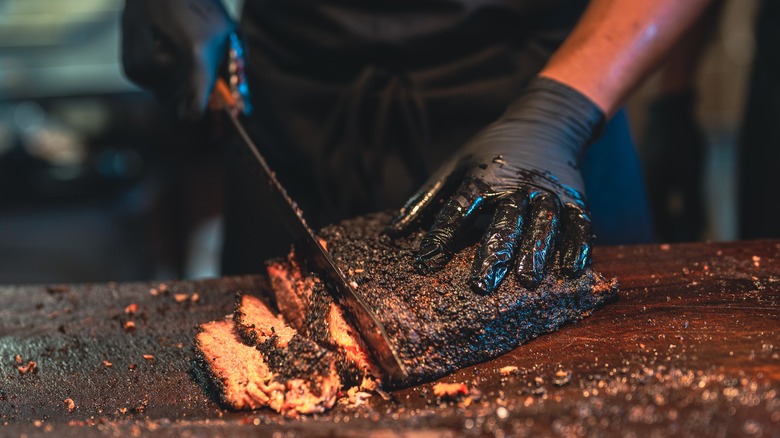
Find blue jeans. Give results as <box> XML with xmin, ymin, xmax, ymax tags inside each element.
<box><xmin>582</xmin><ymin>109</ymin><xmax>655</xmax><ymax>245</ymax></box>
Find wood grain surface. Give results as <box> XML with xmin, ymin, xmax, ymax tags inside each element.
<box><xmin>0</xmin><ymin>240</ymin><xmax>778</xmax><ymax>437</ymax></box>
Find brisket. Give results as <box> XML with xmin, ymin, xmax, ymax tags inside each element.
<box><xmin>195</xmin><ymin>297</ymin><xmax>341</xmax><ymax>417</ymax></box>
<box><xmin>270</xmin><ymin>212</ymin><xmax>617</xmax><ymax>386</ymax></box>
<box><xmin>196</xmin><ymin>211</ymin><xmax>617</xmax><ymax>414</ymax></box>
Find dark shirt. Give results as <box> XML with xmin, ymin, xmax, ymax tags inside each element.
<box><xmin>241</xmin><ymin>0</ymin><xmax>589</xmax><ymax>78</ymax></box>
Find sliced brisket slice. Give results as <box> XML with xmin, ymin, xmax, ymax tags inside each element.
<box><xmin>195</xmin><ymin>320</ymin><xmax>286</xmax><ymax>412</ymax></box>
<box><xmin>300</xmin><ymin>283</ymin><xmax>381</xmax><ymax>390</ymax></box>
<box><xmin>265</xmin><ymin>253</ymin><xmax>314</xmax><ymax>332</ymax></box>
<box><xmin>265</xmin><ymin>262</ymin><xmax>379</xmax><ymax>376</ymax></box>
<box><xmin>196</xmin><ymin>296</ymin><xmax>341</xmax><ymax>417</ymax></box>
<box><xmin>233</xmin><ymin>294</ymin><xmax>296</xmax><ymax>347</ymax></box>
<box><xmin>267</xmin><ymin>211</ymin><xmax>618</xmax><ymax>387</ymax></box>
<box><xmin>236</xmin><ymin>291</ymin><xmax>380</xmax><ymax>391</ymax></box>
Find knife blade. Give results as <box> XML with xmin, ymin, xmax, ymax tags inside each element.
<box><xmin>211</xmin><ymin>78</ymin><xmax>409</xmax><ymax>384</ymax></box>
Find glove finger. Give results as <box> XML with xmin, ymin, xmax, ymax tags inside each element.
<box><xmin>469</xmin><ymin>191</ymin><xmax>529</xmax><ymax>295</ymax></box>
<box><xmin>414</xmin><ymin>177</ymin><xmax>489</xmax><ymax>275</ymax></box>
<box><xmin>121</xmin><ymin>23</ymin><xmax>173</xmax><ymax>89</ymax></box>
<box><xmin>558</xmin><ymin>204</ymin><xmax>593</xmax><ymax>278</ymax></box>
<box><xmin>385</xmin><ymin>159</ymin><xmax>459</xmax><ymax>237</ymax></box>
<box><xmin>515</xmin><ymin>191</ymin><xmax>562</xmax><ymax>290</ymax></box>
<box><xmin>122</xmin><ymin>25</ymin><xmax>185</xmax><ymax>120</ymax></box>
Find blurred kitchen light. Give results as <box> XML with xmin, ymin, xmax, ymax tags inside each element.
<box><xmin>0</xmin><ymin>0</ymin><xmax>245</xmax><ymax>99</ymax></box>
<box><xmin>53</xmin><ymin>99</ymin><xmax>110</xmax><ymax>137</ymax></box>
<box><xmin>13</xmin><ymin>102</ymin><xmax>45</xmax><ymax>133</ymax></box>
<box><xmin>25</xmin><ymin>127</ymin><xmax>86</xmax><ymax>166</ymax></box>
<box><xmin>0</xmin><ymin>0</ymin><xmax>133</xmax><ymax>99</ymax></box>
<box><xmin>0</xmin><ymin>0</ymin><xmax>120</xmax><ymax>48</ymax></box>
<box><xmin>721</xmin><ymin>27</ymin><xmax>755</xmax><ymax>67</ymax></box>
<box><xmin>14</xmin><ymin>102</ymin><xmax>87</xmax><ymax>166</ymax></box>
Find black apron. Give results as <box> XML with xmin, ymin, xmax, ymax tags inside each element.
<box><xmin>739</xmin><ymin>0</ymin><xmax>780</xmax><ymax>239</ymax></box>
<box><xmin>222</xmin><ymin>0</ymin><xmax>653</xmax><ymax>274</ymax></box>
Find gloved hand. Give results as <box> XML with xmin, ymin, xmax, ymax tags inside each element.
<box><xmin>386</xmin><ymin>77</ymin><xmax>604</xmax><ymax>294</ymax></box>
<box><xmin>121</xmin><ymin>0</ymin><xmax>235</xmax><ymax>121</ymax></box>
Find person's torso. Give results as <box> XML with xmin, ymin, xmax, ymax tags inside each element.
<box><xmin>222</xmin><ymin>0</ymin><xmax>653</xmax><ymax>274</ymax></box>
<box><xmin>241</xmin><ymin>0</ymin><xmax>588</xmax><ymax>76</ymax></box>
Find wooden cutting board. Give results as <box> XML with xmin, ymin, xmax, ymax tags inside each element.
<box><xmin>1</xmin><ymin>240</ymin><xmax>778</xmax><ymax>437</ymax></box>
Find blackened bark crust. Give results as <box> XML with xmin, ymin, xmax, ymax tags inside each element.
<box><xmin>306</xmin><ymin>212</ymin><xmax>617</xmax><ymax>385</ymax></box>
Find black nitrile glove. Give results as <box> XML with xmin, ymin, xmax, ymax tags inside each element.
<box><xmin>386</xmin><ymin>77</ymin><xmax>604</xmax><ymax>294</ymax></box>
<box><xmin>642</xmin><ymin>91</ymin><xmax>706</xmax><ymax>242</ymax></box>
<box><xmin>121</xmin><ymin>0</ymin><xmax>235</xmax><ymax>121</ymax></box>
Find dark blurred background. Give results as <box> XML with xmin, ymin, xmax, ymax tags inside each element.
<box><xmin>0</xmin><ymin>0</ymin><xmax>242</xmax><ymax>283</ymax></box>
<box><xmin>0</xmin><ymin>0</ymin><xmax>764</xmax><ymax>284</ymax></box>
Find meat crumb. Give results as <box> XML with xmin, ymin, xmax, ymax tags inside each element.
<box><xmin>15</xmin><ymin>354</ymin><xmax>22</xmax><ymax>365</ymax></box>
<box><xmin>190</xmin><ymin>293</ymin><xmax>200</xmax><ymax>303</ymax></box>
<box><xmin>124</xmin><ymin>303</ymin><xmax>138</xmax><ymax>315</ymax></box>
<box><xmin>752</xmin><ymin>256</ymin><xmax>761</xmax><ymax>267</ymax></box>
<box><xmin>17</xmin><ymin>360</ymin><xmax>38</xmax><ymax>375</ymax></box>
<box><xmin>46</xmin><ymin>285</ymin><xmax>70</xmax><ymax>294</ymax></box>
<box><xmin>128</xmin><ymin>363</ymin><xmax>137</xmax><ymax>370</ymax></box>
<box><xmin>149</xmin><ymin>288</ymin><xmax>159</xmax><ymax>296</ymax></box>
<box><xmin>174</xmin><ymin>294</ymin><xmax>189</xmax><ymax>303</ymax></box>
<box><xmin>433</xmin><ymin>382</ymin><xmax>469</xmax><ymax>399</ymax></box>
<box><xmin>346</xmin><ymin>386</ymin><xmax>372</xmax><ymax>407</ymax></box>
<box><xmin>158</xmin><ymin>283</ymin><xmax>169</xmax><ymax>293</ymax></box>
<box><xmin>143</xmin><ymin>354</ymin><xmax>154</xmax><ymax>361</ymax></box>
<box><xmin>660</xmin><ymin>244</ymin><xmax>670</xmax><ymax>251</ymax></box>
<box><xmin>361</xmin><ymin>376</ymin><xmax>380</xmax><ymax>393</ymax></box>
<box><xmin>318</xmin><ymin>237</ymin><xmax>328</xmax><ymax>251</ymax></box>
<box><xmin>123</xmin><ymin>321</ymin><xmax>136</xmax><ymax>332</ymax></box>
<box><xmin>64</xmin><ymin>398</ymin><xmax>76</xmax><ymax>412</ymax></box>
<box><xmin>552</xmin><ymin>370</ymin><xmax>573</xmax><ymax>386</ymax></box>
<box><xmin>499</xmin><ymin>366</ymin><xmax>518</xmax><ymax>376</ymax></box>
<box><xmin>134</xmin><ymin>400</ymin><xmax>148</xmax><ymax>413</ymax></box>
<box><xmin>102</xmin><ymin>360</ymin><xmax>113</xmax><ymax>367</ymax></box>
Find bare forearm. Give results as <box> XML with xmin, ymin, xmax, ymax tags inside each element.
<box><xmin>539</xmin><ymin>0</ymin><xmax>713</xmax><ymax>117</ymax></box>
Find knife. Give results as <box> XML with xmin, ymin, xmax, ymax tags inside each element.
<box><xmin>210</xmin><ymin>56</ymin><xmax>408</xmax><ymax>383</ymax></box>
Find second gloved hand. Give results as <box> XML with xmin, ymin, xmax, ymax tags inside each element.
<box><xmin>121</xmin><ymin>0</ymin><xmax>235</xmax><ymax>121</ymax></box>
<box><xmin>386</xmin><ymin>77</ymin><xmax>604</xmax><ymax>294</ymax></box>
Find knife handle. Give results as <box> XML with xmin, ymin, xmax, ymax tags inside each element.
<box><xmin>208</xmin><ymin>33</ymin><xmax>251</xmax><ymax>116</ymax></box>
<box><xmin>209</xmin><ymin>78</ymin><xmax>237</xmax><ymax>113</ymax></box>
